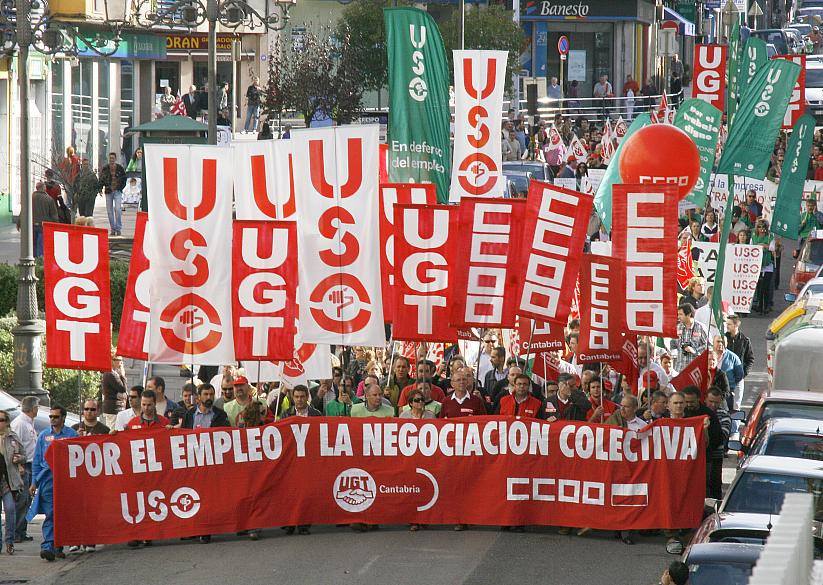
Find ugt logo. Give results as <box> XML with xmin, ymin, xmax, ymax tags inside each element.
<box><xmin>333</xmin><ymin>468</ymin><xmax>376</xmax><ymax>513</ymax></box>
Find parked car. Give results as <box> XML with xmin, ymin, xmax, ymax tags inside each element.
<box><xmin>785</xmin><ymin>276</ymin><xmax>823</xmax><ymax>302</ymax></box>
<box><xmin>503</xmin><ymin>172</ymin><xmax>530</xmax><ymax>199</ymax></box>
<box><xmin>750</xmin><ymin>29</ymin><xmax>801</xmax><ymax>54</ymax></box>
<box><xmin>682</xmin><ymin>543</ymin><xmax>762</xmax><ymax>585</ymax></box>
<box><xmin>766</xmin><ymin>42</ymin><xmax>779</xmax><ymax>59</ymax></box>
<box><xmin>738</xmin><ymin>390</ymin><xmax>823</xmax><ymax>451</ymax></box>
<box><xmin>789</xmin><ymin>22</ymin><xmax>814</xmax><ymax>36</ymax></box>
<box><xmin>0</xmin><ymin>389</ymin><xmax>80</xmax><ymax>434</ymax></box>
<box><xmin>502</xmin><ymin>161</ymin><xmax>553</xmax><ymax>181</ymax></box>
<box><xmin>730</xmin><ymin>417</ymin><xmax>823</xmax><ymax>467</ymax></box>
<box><xmin>788</xmin><ymin>230</ymin><xmax>823</xmax><ymax>294</ymax></box>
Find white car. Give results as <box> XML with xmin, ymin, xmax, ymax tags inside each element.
<box><xmin>785</xmin><ymin>276</ymin><xmax>823</xmax><ymax>302</ymax></box>
<box><xmin>807</xmin><ymin>60</ymin><xmax>823</xmax><ymax>124</ymax></box>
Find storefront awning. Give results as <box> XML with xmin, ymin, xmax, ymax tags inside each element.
<box><xmin>663</xmin><ymin>7</ymin><xmax>696</xmax><ymax>37</ymax></box>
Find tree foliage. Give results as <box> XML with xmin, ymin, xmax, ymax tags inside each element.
<box><xmin>336</xmin><ymin>0</ymin><xmax>389</xmax><ymax>92</ymax></box>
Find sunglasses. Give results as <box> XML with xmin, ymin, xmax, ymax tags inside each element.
<box><xmin>129</xmin><ymin>395</ymin><xmax>140</xmax><ymax>399</ymax></box>
<box><xmin>84</xmin><ymin>408</ymin><xmax>97</xmax><ymax>411</ymax></box>
<box><xmin>411</xmin><ymin>398</ymin><xmax>425</xmax><ymax>403</ymax></box>
<box><xmin>49</xmin><ymin>415</ymin><xmax>62</xmax><ymax>419</ymax></box>
<box><xmin>0</xmin><ymin>418</ymin><xmax>8</xmax><ymax>423</ymax></box>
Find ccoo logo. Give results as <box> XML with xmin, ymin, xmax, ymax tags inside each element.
<box><xmin>333</xmin><ymin>468</ymin><xmax>376</xmax><ymax>513</ymax></box>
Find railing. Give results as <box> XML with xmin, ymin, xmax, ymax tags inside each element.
<box><xmin>511</xmin><ymin>91</ymin><xmax>685</xmax><ymax>123</ymax></box>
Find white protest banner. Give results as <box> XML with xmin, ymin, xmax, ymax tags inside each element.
<box><xmin>708</xmin><ymin>175</ymin><xmax>776</xmax><ymax>221</ymax></box>
<box><xmin>145</xmin><ymin>144</ymin><xmax>235</xmax><ymax>364</ymax></box>
<box><xmin>691</xmin><ymin>242</ymin><xmax>720</xmax><ymax>286</ymax></box>
<box><xmin>291</xmin><ymin>125</ymin><xmax>386</xmax><ymax>346</ymax></box>
<box><xmin>722</xmin><ymin>244</ymin><xmax>762</xmax><ymax>313</ymax></box>
<box><xmin>553</xmin><ymin>177</ymin><xmax>577</xmax><ymax>191</ymax></box>
<box><xmin>450</xmin><ymin>50</ymin><xmax>508</xmax><ymax>202</ymax></box>
<box><xmin>234</xmin><ymin>140</ymin><xmax>296</xmax><ymax>220</ymax></box>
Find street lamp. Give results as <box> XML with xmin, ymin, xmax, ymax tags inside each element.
<box><xmin>721</xmin><ymin>0</ymin><xmax>738</xmax><ymax>44</ymax></box>
<box><xmin>0</xmin><ymin>0</ymin><xmax>128</xmax><ymax>404</ymax></box>
<box><xmin>133</xmin><ymin>0</ymin><xmax>296</xmax><ymax>145</ymax></box>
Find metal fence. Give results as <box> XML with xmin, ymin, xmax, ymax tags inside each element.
<box><xmin>513</xmin><ymin>91</ymin><xmax>686</xmax><ymax>124</ymax></box>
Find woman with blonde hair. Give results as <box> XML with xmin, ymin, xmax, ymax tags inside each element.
<box><xmin>0</xmin><ymin>409</ymin><xmax>24</xmax><ymax>554</ymax></box>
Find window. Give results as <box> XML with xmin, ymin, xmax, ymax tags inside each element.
<box><xmin>725</xmin><ymin>471</ymin><xmax>823</xmax><ymax>519</ymax></box>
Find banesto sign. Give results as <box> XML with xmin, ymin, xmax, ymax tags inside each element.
<box><xmin>524</xmin><ymin>0</ymin><xmax>637</xmax><ymax>19</ymax></box>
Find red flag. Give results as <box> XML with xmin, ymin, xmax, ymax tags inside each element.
<box><xmin>612</xmin><ymin>184</ymin><xmax>679</xmax><ymax>338</ymax></box>
<box><xmin>670</xmin><ymin>350</ymin><xmax>711</xmax><ymax>402</ymax></box>
<box><xmin>231</xmin><ymin>221</ymin><xmax>298</xmax><ymax>361</ymax></box>
<box><xmin>677</xmin><ymin>240</ymin><xmax>695</xmax><ymax>292</ymax></box>
<box><xmin>393</xmin><ymin>203</ymin><xmax>458</xmax><ymax>342</ymax></box>
<box><xmin>578</xmin><ymin>254</ymin><xmax>625</xmax><ymax>364</ymax></box>
<box><xmin>170</xmin><ymin>96</ymin><xmax>186</xmax><ymax>116</ymax></box>
<box><xmin>517</xmin><ymin>181</ymin><xmax>593</xmax><ymax>325</ymax></box>
<box><xmin>44</xmin><ymin>223</ymin><xmax>111</xmax><ymax>371</ymax></box>
<box><xmin>379</xmin><ymin>183</ymin><xmax>437</xmax><ymax>324</ymax></box>
<box><xmin>451</xmin><ymin>198</ymin><xmax>526</xmax><ymax>328</ymax></box>
<box><xmin>516</xmin><ymin>317</ymin><xmax>565</xmax><ymax>355</ymax></box>
<box><xmin>656</xmin><ymin>92</ymin><xmax>669</xmax><ymax>123</ymax></box>
<box><xmin>117</xmin><ymin>212</ymin><xmax>149</xmax><ymax>360</ymax></box>
<box><xmin>616</xmin><ymin>335</ymin><xmax>640</xmax><ymax>395</ymax></box>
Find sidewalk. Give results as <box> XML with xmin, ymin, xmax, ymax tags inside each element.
<box><xmin>1</xmin><ymin>513</ymin><xmax>87</xmax><ymax>584</ymax></box>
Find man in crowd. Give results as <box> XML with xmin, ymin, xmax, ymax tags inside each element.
<box><xmin>10</xmin><ymin>396</ymin><xmax>38</xmax><ymax>544</ymax></box>
<box><xmin>100</xmin><ymin>354</ymin><xmax>127</xmax><ymax>429</ymax></box>
<box><xmin>725</xmin><ymin>315</ymin><xmax>754</xmax><ymax>411</ymax></box>
<box><xmin>586</xmin><ymin>376</ymin><xmax>617</xmax><ymax>423</ymax></box>
<box><xmin>224</xmin><ymin>376</ymin><xmax>267</xmax><ymax>427</ymax></box>
<box><xmin>640</xmin><ymin>391</ymin><xmax>670</xmax><ymax>422</ymax></box>
<box><xmin>798</xmin><ymin>197</ymin><xmax>823</xmax><ymax>253</ymax></box>
<box><xmin>169</xmin><ymin>383</ymin><xmax>197</xmax><ymax>427</ymax></box>
<box><xmin>482</xmin><ymin>346</ymin><xmax>508</xmax><ymax>394</ymax></box>
<box><xmin>683</xmin><ymin>386</ymin><xmax>723</xmax><ymax>497</ymax></box>
<box><xmin>705</xmin><ymin>387</ymin><xmax>731</xmax><ymax>500</ymax></box>
<box><xmin>124</xmin><ymin>389</ymin><xmax>169</xmax><ymax>431</ymax></box>
<box><xmin>496</xmin><ymin>374</ymin><xmax>542</xmax><ymax>418</ymax></box>
<box><xmin>114</xmin><ymin>386</ymin><xmax>143</xmax><ymax>431</ymax></box>
<box><xmin>182</xmin><ymin>85</ymin><xmax>200</xmax><ymax>118</ymax></box>
<box><xmin>440</xmin><ymin>369</ymin><xmax>487</xmax><ymax>420</ymax></box>
<box><xmin>382</xmin><ymin>356</ymin><xmax>412</xmax><ymax>406</ymax></box>
<box><xmin>24</xmin><ymin>182</ymin><xmax>58</xmax><ymax>258</ymax></box>
<box><xmin>145</xmin><ymin>376</ymin><xmax>177</xmax><ymax>418</ymax></box>
<box><xmin>98</xmin><ymin>152</ymin><xmax>126</xmax><ymax>236</ymax></box>
<box><xmin>489</xmin><ymin>366</ymin><xmax>523</xmax><ymax>409</ymax></box>
<box><xmin>215</xmin><ymin>375</ymin><xmax>235</xmax><ymax>410</ymax></box>
<box><xmin>30</xmin><ymin>405</ymin><xmax>78</xmax><ymax>561</ymax></box>
<box><xmin>672</xmin><ymin>304</ymin><xmax>708</xmax><ymax>372</ymax></box>
<box><xmin>713</xmin><ymin>335</ymin><xmax>744</xmax><ymax>400</ymax></box>
<box><xmin>72</xmin><ymin>400</ymin><xmax>110</xmax><ymax>436</ymax></box>
<box><xmin>397</xmin><ymin>360</ymin><xmax>447</xmax><ymax>406</ymax></box>
<box><xmin>544</xmin><ymin>372</ymin><xmax>590</xmax><ymax>422</ymax></box>
<box><xmin>637</xmin><ymin>343</ymin><xmax>669</xmax><ymax>389</ymax></box>
<box><xmin>351</xmin><ymin>384</ymin><xmax>395</xmax><ymax>418</ymax></box>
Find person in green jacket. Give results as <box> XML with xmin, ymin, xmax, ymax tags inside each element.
<box><xmin>74</xmin><ymin>159</ymin><xmax>101</xmax><ymax>217</ymax></box>
<box><xmin>324</xmin><ymin>382</ymin><xmax>362</xmax><ymax>416</ymax></box>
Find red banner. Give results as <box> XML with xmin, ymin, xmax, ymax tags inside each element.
<box><xmin>692</xmin><ymin>44</ymin><xmax>727</xmax><ymax>110</ymax></box>
<box><xmin>612</xmin><ymin>184</ymin><xmax>678</xmax><ymax>338</ymax></box>
<box><xmin>578</xmin><ymin>254</ymin><xmax>625</xmax><ymax>364</ymax></box>
<box><xmin>451</xmin><ymin>198</ymin><xmax>525</xmax><ymax>328</ymax></box>
<box><xmin>518</xmin><ymin>181</ymin><xmax>592</xmax><ymax>325</ymax></box>
<box><xmin>775</xmin><ymin>54</ymin><xmax>805</xmax><ymax>129</ymax></box>
<box><xmin>515</xmin><ymin>317</ymin><xmax>565</xmax><ymax>355</ymax></box>
<box><xmin>379</xmin><ymin>183</ymin><xmax>437</xmax><ymax>324</ymax></box>
<box><xmin>671</xmin><ymin>350</ymin><xmax>711</xmax><ymax>401</ymax></box>
<box><xmin>49</xmin><ymin>417</ymin><xmax>706</xmax><ymax>545</ymax></box>
<box><xmin>117</xmin><ymin>212</ymin><xmax>149</xmax><ymax>360</ymax></box>
<box><xmin>677</xmin><ymin>240</ymin><xmax>695</xmax><ymax>292</ymax></box>
<box><xmin>231</xmin><ymin>221</ymin><xmax>298</xmax><ymax>361</ymax></box>
<box><xmin>393</xmin><ymin>204</ymin><xmax>458</xmax><ymax>342</ymax></box>
<box><xmin>616</xmin><ymin>335</ymin><xmax>640</xmax><ymax>395</ymax></box>
<box><xmin>44</xmin><ymin>223</ymin><xmax>111</xmax><ymax>371</ymax></box>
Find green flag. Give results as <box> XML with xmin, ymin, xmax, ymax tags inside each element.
<box><xmin>771</xmin><ymin>113</ymin><xmax>816</xmax><ymax>238</ymax></box>
<box><xmin>384</xmin><ymin>7</ymin><xmax>452</xmax><ymax>202</ymax></box>
<box><xmin>674</xmin><ymin>99</ymin><xmax>722</xmax><ymax>210</ymax></box>
<box><xmin>727</xmin><ymin>19</ymin><xmax>741</xmax><ymax>124</ymax></box>
<box><xmin>736</xmin><ymin>38</ymin><xmax>768</xmax><ymax>112</ymax></box>
<box><xmin>593</xmin><ymin>113</ymin><xmax>651</xmax><ymax>231</ymax></box>
<box><xmin>713</xmin><ymin>59</ymin><xmax>801</xmax><ymax>326</ymax></box>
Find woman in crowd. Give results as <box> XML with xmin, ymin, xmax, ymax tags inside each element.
<box><xmin>751</xmin><ymin>219</ymin><xmax>776</xmax><ymax>314</ymax></box>
<box><xmin>700</xmin><ymin>208</ymin><xmax>719</xmax><ymax>242</ymax></box>
<box><xmin>0</xmin><ymin>409</ymin><xmax>24</xmax><ymax>555</ymax></box>
<box><xmin>681</xmin><ymin>277</ymin><xmax>707</xmax><ymax>310</ymax></box>
<box><xmin>736</xmin><ymin>228</ymin><xmax>750</xmax><ymax>244</ymax></box>
<box><xmin>399</xmin><ymin>387</ymin><xmax>437</xmax><ymax>420</ymax></box>
<box><xmin>708</xmin><ymin>351</ymin><xmax>730</xmax><ymax>401</ymax></box>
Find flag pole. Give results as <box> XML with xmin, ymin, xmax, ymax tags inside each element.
<box><xmin>523</xmin><ymin>320</ymin><xmax>537</xmax><ymax>377</ymax></box>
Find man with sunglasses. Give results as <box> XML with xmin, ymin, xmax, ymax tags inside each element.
<box><xmin>30</xmin><ymin>405</ymin><xmax>78</xmax><ymax>562</ymax></box>
<box><xmin>71</xmin><ymin>400</ymin><xmax>110</xmax><ymax>436</ymax></box>
<box><xmin>114</xmin><ymin>386</ymin><xmax>143</xmax><ymax>431</ymax></box>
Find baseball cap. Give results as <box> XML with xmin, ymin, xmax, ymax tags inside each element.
<box><xmin>233</xmin><ymin>375</ymin><xmax>249</xmax><ymax>386</ymax></box>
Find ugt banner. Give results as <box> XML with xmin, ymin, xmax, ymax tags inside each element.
<box><xmin>233</xmin><ymin>140</ymin><xmax>296</xmax><ymax>221</ymax></box>
<box><xmin>772</xmin><ymin>113</ymin><xmax>815</xmax><ymax>238</ymax></box>
<box><xmin>117</xmin><ymin>212</ymin><xmax>149</xmax><ymax>360</ymax></box>
<box><xmin>50</xmin><ymin>417</ymin><xmax>706</xmax><ymax>545</ymax></box>
<box><xmin>674</xmin><ymin>99</ymin><xmax>722</xmax><ymax>210</ymax></box>
<box><xmin>518</xmin><ymin>180</ymin><xmax>593</xmax><ymax>326</ymax></box>
<box><xmin>145</xmin><ymin>145</ymin><xmax>235</xmax><ymax>365</ymax></box>
<box><xmin>393</xmin><ymin>203</ymin><xmax>458</xmax><ymax>342</ymax></box>
<box><xmin>384</xmin><ymin>8</ymin><xmax>452</xmax><ymax>203</ymax></box>
<box><xmin>450</xmin><ymin>50</ymin><xmax>508</xmax><ymax>202</ymax></box>
<box><xmin>692</xmin><ymin>44</ymin><xmax>726</xmax><ymax>110</ymax></box>
<box><xmin>774</xmin><ymin>54</ymin><xmax>806</xmax><ymax>129</ymax></box>
<box><xmin>578</xmin><ymin>254</ymin><xmax>625</xmax><ymax>364</ymax></box>
<box><xmin>450</xmin><ymin>198</ymin><xmax>525</xmax><ymax>328</ymax></box>
<box><xmin>292</xmin><ymin>125</ymin><xmax>386</xmax><ymax>346</ymax></box>
<box><xmin>43</xmin><ymin>223</ymin><xmax>111</xmax><ymax>371</ymax></box>
<box><xmin>379</xmin><ymin>183</ymin><xmax>437</xmax><ymax>323</ymax></box>
<box><xmin>612</xmin><ymin>184</ymin><xmax>679</xmax><ymax>338</ymax></box>
<box><xmin>231</xmin><ymin>221</ymin><xmax>297</xmax><ymax>361</ymax></box>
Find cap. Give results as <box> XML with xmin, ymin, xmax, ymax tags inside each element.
<box><xmin>233</xmin><ymin>375</ymin><xmax>249</xmax><ymax>386</ymax></box>
<box><xmin>567</xmin><ymin>155</ymin><xmax>576</xmax><ymax>163</ymax></box>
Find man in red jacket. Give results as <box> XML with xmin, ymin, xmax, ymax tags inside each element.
<box><xmin>586</xmin><ymin>376</ymin><xmax>617</xmax><ymax>423</ymax></box>
<box><xmin>497</xmin><ymin>375</ymin><xmax>543</xmax><ymax>418</ymax></box>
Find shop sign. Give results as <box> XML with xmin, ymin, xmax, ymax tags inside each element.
<box><xmin>521</xmin><ymin>0</ymin><xmax>638</xmax><ymax>20</ymax></box>
<box><xmin>166</xmin><ymin>33</ymin><xmax>238</xmax><ymax>52</ymax></box>
<box><xmin>128</xmin><ymin>34</ymin><xmax>167</xmax><ymax>60</ymax></box>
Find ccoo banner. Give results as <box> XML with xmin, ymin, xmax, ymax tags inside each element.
<box><xmin>292</xmin><ymin>126</ymin><xmax>386</xmax><ymax>346</ymax></box>
<box><xmin>145</xmin><ymin>145</ymin><xmax>235</xmax><ymax>365</ymax></box>
<box><xmin>50</xmin><ymin>417</ymin><xmax>706</xmax><ymax>545</ymax></box>
<box><xmin>578</xmin><ymin>254</ymin><xmax>625</xmax><ymax>364</ymax></box>
<box><xmin>117</xmin><ymin>212</ymin><xmax>150</xmax><ymax>360</ymax></box>
<box><xmin>450</xmin><ymin>50</ymin><xmax>508</xmax><ymax>202</ymax></box>
<box><xmin>233</xmin><ymin>140</ymin><xmax>296</xmax><ymax>221</ymax></box>
<box><xmin>43</xmin><ymin>223</ymin><xmax>111</xmax><ymax>371</ymax></box>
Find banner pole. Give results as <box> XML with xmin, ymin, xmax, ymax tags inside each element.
<box><xmin>474</xmin><ymin>331</ymin><xmax>483</xmax><ymax>389</ymax></box>
<box><xmin>524</xmin><ymin>320</ymin><xmax>537</xmax><ymax>377</ymax></box>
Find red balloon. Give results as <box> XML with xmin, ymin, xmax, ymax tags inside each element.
<box><xmin>618</xmin><ymin>124</ymin><xmax>701</xmax><ymax>201</ymax></box>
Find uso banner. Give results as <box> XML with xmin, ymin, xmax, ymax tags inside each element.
<box><xmin>379</xmin><ymin>183</ymin><xmax>437</xmax><ymax>323</ymax></box>
<box><xmin>393</xmin><ymin>203</ymin><xmax>458</xmax><ymax>342</ymax></box>
<box><xmin>234</xmin><ymin>140</ymin><xmax>296</xmax><ymax>220</ymax></box>
<box><xmin>117</xmin><ymin>212</ymin><xmax>149</xmax><ymax>360</ymax></box>
<box><xmin>612</xmin><ymin>185</ymin><xmax>678</xmax><ymax>338</ymax></box>
<box><xmin>518</xmin><ymin>181</ymin><xmax>593</xmax><ymax>326</ymax></box>
<box><xmin>292</xmin><ymin>126</ymin><xmax>385</xmax><ymax>346</ymax></box>
<box><xmin>231</xmin><ymin>221</ymin><xmax>297</xmax><ymax>361</ymax></box>
<box><xmin>578</xmin><ymin>254</ymin><xmax>624</xmax><ymax>364</ymax></box>
<box><xmin>50</xmin><ymin>417</ymin><xmax>706</xmax><ymax>545</ymax></box>
<box><xmin>451</xmin><ymin>198</ymin><xmax>525</xmax><ymax>328</ymax></box>
<box><xmin>450</xmin><ymin>50</ymin><xmax>508</xmax><ymax>202</ymax></box>
<box><xmin>692</xmin><ymin>44</ymin><xmax>726</xmax><ymax>109</ymax></box>
<box><xmin>43</xmin><ymin>223</ymin><xmax>111</xmax><ymax>371</ymax></box>
<box><xmin>145</xmin><ymin>145</ymin><xmax>235</xmax><ymax>364</ymax></box>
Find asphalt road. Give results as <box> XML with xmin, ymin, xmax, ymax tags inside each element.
<box><xmin>10</xmin><ymin>252</ymin><xmax>791</xmax><ymax>585</ymax></box>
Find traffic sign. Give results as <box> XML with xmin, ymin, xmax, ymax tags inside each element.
<box><xmin>558</xmin><ymin>36</ymin><xmax>570</xmax><ymax>55</ymax></box>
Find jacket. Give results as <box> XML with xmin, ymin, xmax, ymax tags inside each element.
<box><xmin>74</xmin><ymin>169</ymin><xmax>101</xmax><ymax>202</ymax></box>
<box><xmin>99</xmin><ymin>163</ymin><xmax>126</xmax><ymax>193</ymax></box>
<box><xmin>282</xmin><ymin>406</ymin><xmax>323</xmax><ymax>418</ymax></box>
<box><xmin>685</xmin><ymin>404</ymin><xmax>723</xmax><ymax>452</ymax></box>
<box><xmin>1</xmin><ymin>430</ymin><xmax>25</xmax><ymax>492</ymax></box>
<box><xmin>544</xmin><ymin>390</ymin><xmax>591</xmax><ymax>421</ymax></box>
<box><xmin>712</xmin><ymin>407</ymin><xmax>732</xmax><ymax>458</ymax></box>
<box><xmin>709</xmin><ymin>368</ymin><xmax>731</xmax><ymax>400</ymax></box>
<box><xmin>497</xmin><ymin>394</ymin><xmax>543</xmax><ymax>418</ymax></box>
<box><xmin>181</xmin><ymin>407</ymin><xmax>230</xmax><ymax>429</ymax></box>
<box><xmin>725</xmin><ymin>331</ymin><xmax>755</xmax><ymax>377</ymax></box>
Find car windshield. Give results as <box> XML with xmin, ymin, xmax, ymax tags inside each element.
<box><xmin>761</xmin><ymin>403</ymin><xmax>823</xmax><ymax>428</ymax></box>
<box><xmin>752</xmin><ymin>31</ymin><xmax>787</xmax><ymax>53</ymax></box>
<box><xmin>0</xmin><ymin>391</ymin><xmax>19</xmax><ymax>410</ymax></box>
<box><xmin>688</xmin><ymin>562</ymin><xmax>754</xmax><ymax>585</ymax></box>
<box><xmin>503</xmin><ymin>164</ymin><xmax>546</xmax><ymax>180</ymax></box>
<box><xmin>765</xmin><ymin>434</ymin><xmax>823</xmax><ymax>460</ymax></box>
<box><xmin>807</xmin><ymin>68</ymin><xmax>823</xmax><ymax>89</ymax></box>
<box><xmin>803</xmin><ymin>284</ymin><xmax>823</xmax><ymax>297</ymax></box>
<box><xmin>804</xmin><ymin>240</ymin><xmax>823</xmax><ymax>265</ymax></box>
<box><xmin>725</xmin><ymin>471</ymin><xmax>823</xmax><ymax>519</ymax></box>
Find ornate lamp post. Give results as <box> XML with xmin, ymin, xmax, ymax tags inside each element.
<box><xmin>133</xmin><ymin>0</ymin><xmax>296</xmax><ymax>145</ymax></box>
<box><xmin>1</xmin><ymin>0</ymin><xmax>128</xmax><ymax>403</ymax></box>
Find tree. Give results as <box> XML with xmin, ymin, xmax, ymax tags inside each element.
<box><xmin>440</xmin><ymin>5</ymin><xmax>523</xmax><ymax>92</ymax></box>
<box><xmin>336</xmin><ymin>0</ymin><xmax>395</xmax><ymax>93</ymax></box>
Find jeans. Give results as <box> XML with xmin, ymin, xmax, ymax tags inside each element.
<box><xmin>1</xmin><ymin>490</ymin><xmax>15</xmax><ymax>546</ymax></box>
<box><xmin>14</xmin><ymin>463</ymin><xmax>31</xmax><ymax>539</ymax></box>
<box><xmin>106</xmin><ymin>190</ymin><xmax>122</xmax><ymax>233</ymax></box>
<box><xmin>244</xmin><ymin>104</ymin><xmax>260</xmax><ymax>132</ymax></box>
<box><xmin>39</xmin><ymin>484</ymin><xmax>58</xmax><ymax>553</ymax></box>
<box><xmin>33</xmin><ymin>224</ymin><xmax>44</xmax><ymax>258</ymax></box>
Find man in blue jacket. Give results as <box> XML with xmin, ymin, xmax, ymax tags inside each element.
<box><xmin>29</xmin><ymin>405</ymin><xmax>78</xmax><ymax>561</ymax></box>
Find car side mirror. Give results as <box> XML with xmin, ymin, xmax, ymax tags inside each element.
<box><xmin>727</xmin><ymin>439</ymin><xmax>743</xmax><ymax>452</ymax></box>
<box><xmin>785</xmin><ymin>293</ymin><xmax>798</xmax><ymax>302</ymax></box>
<box><xmin>731</xmin><ymin>410</ymin><xmax>746</xmax><ymax>421</ymax></box>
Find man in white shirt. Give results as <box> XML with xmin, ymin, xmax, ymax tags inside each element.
<box><xmin>114</xmin><ymin>387</ymin><xmax>142</xmax><ymax>431</ymax></box>
<box><xmin>10</xmin><ymin>395</ymin><xmax>38</xmax><ymax>543</ymax></box>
